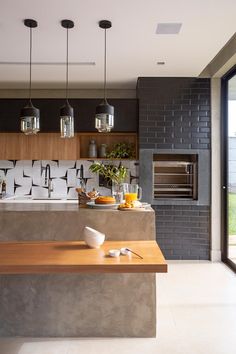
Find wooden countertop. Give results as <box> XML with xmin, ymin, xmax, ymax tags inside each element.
<box><xmin>0</xmin><ymin>240</ymin><xmax>167</xmax><ymax>274</ymax></box>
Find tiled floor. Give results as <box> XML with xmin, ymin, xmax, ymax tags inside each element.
<box><xmin>0</xmin><ymin>262</ymin><xmax>236</xmax><ymax>354</ymax></box>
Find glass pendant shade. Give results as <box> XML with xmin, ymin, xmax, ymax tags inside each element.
<box><xmin>60</xmin><ymin>101</ymin><xmax>74</xmax><ymax>138</ymax></box>
<box><xmin>20</xmin><ymin>101</ymin><xmax>40</xmax><ymax>135</ymax></box>
<box><xmin>95</xmin><ymin>20</ymin><xmax>114</xmax><ymax>132</ymax></box>
<box><xmin>60</xmin><ymin>19</ymin><xmax>74</xmax><ymax>138</ymax></box>
<box><xmin>21</xmin><ymin>19</ymin><xmax>40</xmax><ymax>135</ymax></box>
<box><xmin>95</xmin><ymin>100</ymin><xmax>114</xmax><ymax>133</ymax></box>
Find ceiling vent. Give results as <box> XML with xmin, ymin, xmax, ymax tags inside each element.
<box><xmin>156</xmin><ymin>23</ymin><xmax>182</xmax><ymax>34</ymax></box>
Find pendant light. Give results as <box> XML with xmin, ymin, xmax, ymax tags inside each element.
<box><xmin>60</xmin><ymin>19</ymin><xmax>74</xmax><ymax>138</ymax></box>
<box><xmin>95</xmin><ymin>20</ymin><xmax>114</xmax><ymax>133</ymax></box>
<box><xmin>20</xmin><ymin>19</ymin><xmax>40</xmax><ymax>135</ymax></box>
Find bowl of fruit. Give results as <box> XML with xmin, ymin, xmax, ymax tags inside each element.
<box><xmin>118</xmin><ymin>200</ymin><xmax>145</xmax><ymax>211</ymax></box>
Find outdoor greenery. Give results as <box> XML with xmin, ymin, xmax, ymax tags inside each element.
<box><xmin>229</xmin><ymin>193</ymin><xmax>236</xmax><ymax>235</ymax></box>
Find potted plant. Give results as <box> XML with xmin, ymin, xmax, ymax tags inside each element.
<box><xmin>106</xmin><ymin>142</ymin><xmax>135</xmax><ymax>159</ymax></box>
<box><xmin>89</xmin><ymin>161</ymin><xmax>128</xmax><ymax>203</ymax></box>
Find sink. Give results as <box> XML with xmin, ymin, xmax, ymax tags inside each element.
<box><xmin>31</xmin><ymin>197</ymin><xmax>78</xmax><ymax>202</ymax></box>
<box><xmin>3</xmin><ymin>195</ymin><xmax>32</xmax><ymax>200</ymax></box>
<box><xmin>32</xmin><ymin>197</ymin><xmax>64</xmax><ymax>200</ymax></box>
<box><xmin>0</xmin><ymin>195</ymin><xmax>78</xmax><ymax>203</ymax></box>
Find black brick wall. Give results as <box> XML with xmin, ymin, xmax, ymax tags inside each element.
<box><xmin>137</xmin><ymin>77</ymin><xmax>211</xmax><ymax>260</ymax></box>
<box><xmin>138</xmin><ymin>77</ymin><xmax>211</xmax><ymax>150</ymax></box>
<box><xmin>152</xmin><ymin>205</ymin><xmax>210</xmax><ymax>260</ymax></box>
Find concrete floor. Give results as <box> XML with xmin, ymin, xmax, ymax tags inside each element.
<box><xmin>0</xmin><ymin>261</ymin><xmax>236</xmax><ymax>354</ymax></box>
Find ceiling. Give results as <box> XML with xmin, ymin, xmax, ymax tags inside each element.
<box><xmin>0</xmin><ymin>0</ymin><xmax>236</xmax><ymax>89</ymax></box>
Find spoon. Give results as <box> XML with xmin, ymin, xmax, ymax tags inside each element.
<box><xmin>124</xmin><ymin>248</ymin><xmax>143</xmax><ymax>259</ymax></box>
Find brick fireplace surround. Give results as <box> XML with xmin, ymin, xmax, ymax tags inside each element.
<box><xmin>138</xmin><ymin>77</ymin><xmax>211</xmax><ymax>260</ymax></box>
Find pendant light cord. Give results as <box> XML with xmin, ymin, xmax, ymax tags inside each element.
<box><xmin>66</xmin><ymin>27</ymin><xmax>69</xmax><ymax>102</ymax></box>
<box><xmin>104</xmin><ymin>28</ymin><xmax>107</xmax><ymax>101</ymax></box>
<box><xmin>29</xmin><ymin>26</ymin><xmax>32</xmax><ymax>102</ymax></box>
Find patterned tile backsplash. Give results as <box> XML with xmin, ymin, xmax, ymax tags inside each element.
<box><xmin>0</xmin><ymin>160</ymin><xmax>139</xmax><ymax>199</ymax></box>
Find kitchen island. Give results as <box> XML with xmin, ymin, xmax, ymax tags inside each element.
<box><xmin>0</xmin><ymin>203</ymin><xmax>167</xmax><ymax>337</ymax></box>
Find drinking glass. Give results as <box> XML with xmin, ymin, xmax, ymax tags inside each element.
<box><xmin>122</xmin><ymin>183</ymin><xmax>142</xmax><ymax>203</ymax></box>
<box><xmin>112</xmin><ymin>182</ymin><xmax>124</xmax><ymax>204</ymax></box>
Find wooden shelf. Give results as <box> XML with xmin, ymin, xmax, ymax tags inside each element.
<box><xmin>0</xmin><ymin>132</ymin><xmax>138</xmax><ymax>160</ymax></box>
<box><xmin>78</xmin><ymin>132</ymin><xmax>138</xmax><ymax>159</ymax></box>
<box><xmin>0</xmin><ymin>240</ymin><xmax>167</xmax><ymax>274</ymax></box>
<box><xmin>0</xmin><ymin>132</ymin><xmax>78</xmax><ymax>160</ymax></box>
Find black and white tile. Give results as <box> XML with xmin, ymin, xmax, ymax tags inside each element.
<box><xmin>0</xmin><ymin>160</ymin><xmax>139</xmax><ymax>198</ymax></box>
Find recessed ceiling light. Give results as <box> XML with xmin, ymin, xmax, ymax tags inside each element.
<box><xmin>156</xmin><ymin>23</ymin><xmax>182</xmax><ymax>34</ymax></box>
<box><xmin>157</xmin><ymin>61</ymin><xmax>165</xmax><ymax>65</ymax></box>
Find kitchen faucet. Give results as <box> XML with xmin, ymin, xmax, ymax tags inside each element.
<box><xmin>45</xmin><ymin>164</ymin><xmax>53</xmax><ymax>198</ymax></box>
<box><xmin>78</xmin><ymin>164</ymin><xmax>92</xmax><ymax>191</ymax></box>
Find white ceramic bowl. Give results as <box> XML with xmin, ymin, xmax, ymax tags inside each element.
<box><xmin>83</xmin><ymin>226</ymin><xmax>105</xmax><ymax>249</ymax></box>
<box><xmin>109</xmin><ymin>249</ymin><xmax>120</xmax><ymax>257</ymax></box>
<box><xmin>120</xmin><ymin>247</ymin><xmax>131</xmax><ymax>256</ymax></box>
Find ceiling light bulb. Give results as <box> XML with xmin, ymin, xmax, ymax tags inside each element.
<box><xmin>60</xmin><ymin>101</ymin><xmax>74</xmax><ymax>138</ymax></box>
<box><xmin>95</xmin><ymin>99</ymin><xmax>114</xmax><ymax>132</ymax></box>
<box><xmin>60</xmin><ymin>19</ymin><xmax>75</xmax><ymax>138</ymax></box>
<box><xmin>95</xmin><ymin>20</ymin><xmax>114</xmax><ymax>133</ymax></box>
<box><xmin>20</xmin><ymin>101</ymin><xmax>40</xmax><ymax>135</ymax></box>
<box><xmin>20</xmin><ymin>19</ymin><xmax>40</xmax><ymax>135</ymax></box>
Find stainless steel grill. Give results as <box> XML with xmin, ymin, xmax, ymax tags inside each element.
<box><xmin>153</xmin><ymin>154</ymin><xmax>198</xmax><ymax>199</ymax></box>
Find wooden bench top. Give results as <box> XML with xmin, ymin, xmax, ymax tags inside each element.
<box><xmin>0</xmin><ymin>240</ymin><xmax>167</xmax><ymax>274</ymax></box>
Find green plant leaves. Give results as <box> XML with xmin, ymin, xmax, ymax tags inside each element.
<box><xmin>106</xmin><ymin>142</ymin><xmax>135</xmax><ymax>159</ymax></box>
<box><xmin>89</xmin><ymin>161</ymin><xmax>128</xmax><ymax>184</ymax></box>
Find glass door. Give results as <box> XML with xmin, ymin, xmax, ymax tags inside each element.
<box><xmin>222</xmin><ymin>66</ymin><xmax>236</xmax><ymax>272</ymax></box>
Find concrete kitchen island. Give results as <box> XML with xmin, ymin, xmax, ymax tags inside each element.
<box><xmin>0</xmin><ymin>204</ymin><xmax>167</xmax><ymax>337</ymax></box>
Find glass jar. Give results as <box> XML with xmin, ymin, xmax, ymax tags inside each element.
<box><xmin>99</xmin><ymin>144</ymin><xmax>107</xmax><ymax>158</ymax></box>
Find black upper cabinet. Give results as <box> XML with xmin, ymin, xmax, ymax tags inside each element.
<box><xmin>0</xmin><ymin>98</ymin><xmax>138</xmax><ymax>132</ymax></box>
<box><xmin>0</xmin><ymin>99</ymin><xmax>23</xmax><ymax>132</ymax></box>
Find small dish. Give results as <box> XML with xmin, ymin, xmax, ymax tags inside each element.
<box><xmin>108</xmin><ymin>249</ymin><xmax>120</xmax><ymax>257</ymax></box>
<box><xmin>141</xmin><ymin>202</ymin><xmax>151</xmax><ymax>208</ymax></box>
<box><xmin>120</xmin><ymin>247</ymin><xmax>131</xmax><ymax>255</ymax></box>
